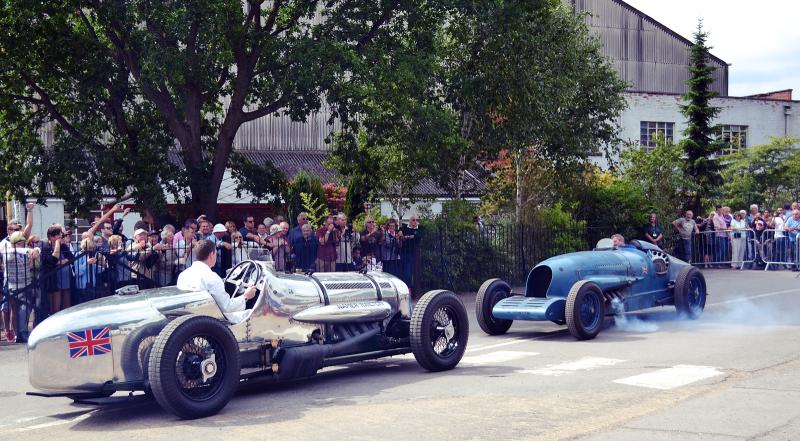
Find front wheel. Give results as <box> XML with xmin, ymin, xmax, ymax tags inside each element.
<box><xmin>565</xmin><ymin>280</ymin><xmax>605</xmax><ymax>340</ymax></box>
<box><xmin>148</xmin><ymin>315</ymin><xmax>241</xmax><ymax>419</ymax></box>
<box><xmin>411</xmin><ymin>290</ymin><xmax>469</xmax><ymax>372</ymax></box>
<box><xmin>476</xmin><ymin>278</ymin><xmax>513</xmax><ymax>335</ymax></box>
<box><xmin>674</xmin><ymin>266</ymin><xmax>707</xmax><ymax>319</ymax></box>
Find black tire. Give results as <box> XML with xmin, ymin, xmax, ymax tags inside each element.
<box><xmin>475</xmin><ymin>278</ymin><xmax>513</xmax><ymax>335</ymax></box>
<box><xmin>411</xmin><ymin>290</ymin><xmax>469</xmax><ymax>372</ymax></box>
<box><xmin>120</xmin><ymin>321</ymin><xmax>167</xmax><ymax>383</ymax></box>
<box><xmin>148</xmin><ymin>315</ymin><xmax>240</xmax><ymax>419</ymax></box>
<box><xmin>565</xmin><ymin>280</ymin><xmax>605</xmax><ymax>340</ymax></box>
<box><xmin>674</xmin><ymin>266</ymin><xmax>707</xmax><ymax>319</ymax></box>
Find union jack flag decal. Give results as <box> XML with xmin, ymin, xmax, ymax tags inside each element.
<box><xmin>67</xmin><ymin>327</ymin><xmax>112</xmax><ymax>359</ymax></box>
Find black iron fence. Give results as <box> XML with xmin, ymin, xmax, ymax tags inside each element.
<box><xmin>416</xmin><ymin>223</ymin><xmax>663</xmax><ymax>292</ymax></box>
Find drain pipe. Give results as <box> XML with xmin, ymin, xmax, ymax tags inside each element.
<box><xmin>784</xmin><ymin>105</ymin><xmax>792</xmax><ymax>137</ymax></box>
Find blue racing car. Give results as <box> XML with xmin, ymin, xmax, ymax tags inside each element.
<box><xmin>475</xmin><ymin>238</ymin><xmax>707</xmax><ymax>340</ymax></box>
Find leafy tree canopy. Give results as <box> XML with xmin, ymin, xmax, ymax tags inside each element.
<box><xmin>720</xmin><ymin>138</ymin><xmax>800</xmax><ymax>211</ymax></box>
<box><xmin>0</xmin><ymin>0</ymin><xmax>440</xmax><ymax>217</ymax></box>
<box><xmin>331</xmin><ymin>0</ymin><xmax>627</xmax><ymax>219</ymax></box>
<box><xmin>617</xmin><ymin>136</ymin><xmax>696</xmax><ymax>221</ymax></box>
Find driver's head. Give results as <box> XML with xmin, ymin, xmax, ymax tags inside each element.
<box><xmin>194</xmin><ymin>239</ymin><xmax>217</xmax><ymax>267</ymax></box>
<box><xmin>611</xmin><ymin>234</ymin><xmax>625</xmax><ymax>248</ymax></box>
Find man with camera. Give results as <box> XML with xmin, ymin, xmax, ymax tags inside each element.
<box><xmin>334</xmin><ymin>214</ymin><xmax>359</xmax><ymax>272</ymax></box>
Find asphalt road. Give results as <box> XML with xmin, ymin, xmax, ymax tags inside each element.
<box><xmin>1</xmin><ymin>269</ymin><xmax>799</xmax><ymax>441</ymax></box>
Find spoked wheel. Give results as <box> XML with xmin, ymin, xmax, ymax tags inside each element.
<box><xmin>565</xmin><ymin>280</ymin><xmax>605</xmax><ymax>340</ymax></box>
<box><xmin>476</xmin><ymin>278</ymin><xmax>513</xmax><ymax>335</ymax></box>
<box><xmin>411</xmin><ymin>290</ymin><xmax>469</xmax><ymax>372</ymax></box>
<box><xmin>674</xmin><ymin>266</ymin><xmax>707</xmax><ymax>319</ymax></box>
<box><xmin>148</xmin><ymin>315</ymin><xmax>240</xmax><ymax>419</ymax></box>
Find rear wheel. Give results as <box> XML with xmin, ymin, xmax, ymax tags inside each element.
<box><xmin>148</xmin><ymin>315</ymin><xmax>240</xmax><ymax>419</ymax></box>
<box><xmin>411</xmin><ymin>290</ymin><xmax>469</xmax><ymax>372</ymax></box>
<box><xmin>674</xmin><ymin>266</ymin><xmax>707</xmax><ymax>319</ymax></box>
<box><xmin>476</xmin><ymin>278</ymin><xmax>513</xmax><ymax>335</ymax></box>
<box><xmin>565</xmin><ymin>280</ymin><xmax>605</xmax><ymax>340</ymax></box>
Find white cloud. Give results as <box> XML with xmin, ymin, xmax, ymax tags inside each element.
<box><xmin>622</xmin><ymin>0</ymin><xmax>800</xmax><ymax>96</ymax></box>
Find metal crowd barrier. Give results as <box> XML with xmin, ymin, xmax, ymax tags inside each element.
<box><xmin>686</xmin><ymin>229</ymin><xmax>756</xmax><ymax>270</ymax></box>
<box><xmin>758</xmin><ymin>229</ymin><xmax>800</xmax><ymax>271</ymax></box>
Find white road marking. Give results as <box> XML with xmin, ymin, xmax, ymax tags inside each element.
<box><xmin>461</xmin><ymin>350</ymin><xmax>539</xmax><ymax>365</ymax></box>
<box><xmin>16</xmin><ymin>410</ymin><xmax>96</xmax><ymax>432</ymax></box>
<box><xmin>519</xmin><ymin>357</ymin><xmax>626</xmax><ymax>376</ymax></box>
<box><xmin>613</xmin><ymin>365</ymin><xmax>724</xmax><ymax>390</ymax></box>
<box><xmin>320</xmin><ymin>365</ymin><xmax>349</xmax><ymax>373</ymax></box>
<box><xmin>708</xmin><ymin>288</ymin><xmax>800</xmax><ymax>306</ymax></box>
<box><xmin>466</xmin><ymin>338</ymin><xmax>526</xmax><ymax>353</ymax></box>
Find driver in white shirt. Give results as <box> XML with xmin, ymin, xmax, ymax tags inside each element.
<box><xmin>177</xmin><ymin>240</ymin><xmax>256</xmax><ymax>323</ymax></box>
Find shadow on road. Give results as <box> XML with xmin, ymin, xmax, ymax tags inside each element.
<box><xmin>65</xmin><ymin>357</ymin><xmax>520</xmax><ymax>430</ymax></box>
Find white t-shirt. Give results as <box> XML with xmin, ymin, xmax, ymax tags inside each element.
<box><xmin>177</xmin><ymin>261</ymin><xmax>248</xmax><ymax>323</ymax></box>
<box><xmin>773</xmin><ymin>216</ymin><xmax>785</xmax><ymax>238</ymax></box>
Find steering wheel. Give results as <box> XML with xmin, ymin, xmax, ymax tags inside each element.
<box><xmin>225</xmin><ymin>262</ymin><xmax>262</xmax><ymax>300</ymax></box>
<box><xmin>229</xmin><ymin>278</ymin><xmax>251</xmax><ymax>299</ymax></box>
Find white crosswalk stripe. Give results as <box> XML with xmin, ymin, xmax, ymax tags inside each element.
<box><xmin>460</xmin><ymin>350</ymin><xmax>539</xmax><ymax>365</ymax></box>
<box><xmin>519</xmin><ymin>356</ymin><xmax>626</xmax><ymax>376</ymax></box>
<box><xmin>466</xmin><ymin>338</ymin><xmax>526</xmax><ymax>353</ymax></box>
<box><xmin>613</xmin><ymin>364</ymin><xmax>724</xmax><ymax>390</ymax></box>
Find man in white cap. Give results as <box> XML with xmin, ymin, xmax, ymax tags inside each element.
<box><xmin>205</xmin><ymin>223</ymin><xmax>233</xmax><ymax>276</ymax></box>
<box><xmin>177</xmin><ymin>240</ymin><xmax>256</xmax><ymax>323</ymax></box>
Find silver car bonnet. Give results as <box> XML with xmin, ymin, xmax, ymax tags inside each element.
<box><xmin>28</xmin><ymin>287</ymin><xmax>222</xmax><ymax>392</ymax></box>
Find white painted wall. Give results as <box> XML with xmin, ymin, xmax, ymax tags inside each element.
<box><xmin>618</xmin><ymin>92</ymin><xmax>799</xmax><ymax>148</ymax></box>
<box><xmin>378</xmin><ymin>198</ymin><xmax>481</xmax><ymax>221</ymax></box>
<box><xmin>13</xmin><ymin>199</ymin><xmax>65</xmax><ymax>239</ymax></box>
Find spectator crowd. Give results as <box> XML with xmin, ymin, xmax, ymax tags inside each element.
<box><xmin>643</xmin><ymin>202</ymin><xmax>800</xmax><ymax>270</ymax></box>
<box><xmin>0</xmin><ymin>204</ymin><xmax>423</xmax><ymax>344</ymax></box>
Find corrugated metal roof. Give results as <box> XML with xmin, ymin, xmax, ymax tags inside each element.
<box><xmin>571</xmin><ymin>0</ymin><xmax>729</xmax><ymax>96</ymax></box>
<box><xmin>167</xmin><ymin>150</ymin><xmax>486</xmax><ymax>198</ymax></box>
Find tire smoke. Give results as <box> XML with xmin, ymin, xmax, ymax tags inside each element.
<box><xmin>610</xmin><ymin>298</ymin><xmax>659</xmax><ymax>333</ymax></box>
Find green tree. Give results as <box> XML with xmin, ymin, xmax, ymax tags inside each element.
<box><xmin>0</xmin><ymin>0</ymin><xmax>440</xmax><ymax>217</ymax></box>
<box><xmin>331</xmin><ymin>1</ymin><xmax>627</xmax><ymax>220</ymax></box>
<box><xmin>720</xmin><ymin>138</ymin><xmax>800</xmax><ymax>210</ymax></box>
<box><xmin>577</xmin><ymin>171</ymin><xmax>649</xmax><ymax>241</ymax></box>
<box><xmin>681</xmin><ymin>20</ymin><xmax>723</xmax><ymax>213</ymax></box>
<box><xmin>444</xmin><ymin>1</ymin><xmax>627</xmax><ymax>221</ymax></box>
<box><xmin>285</xmin><ymin>171</ymin><xmax>326</xmax><ymax>227</ymax></box>
<box><xmin>618</xmin><ymin>137</ymin><xmax>695</xmax><ymax>221</ymax></box>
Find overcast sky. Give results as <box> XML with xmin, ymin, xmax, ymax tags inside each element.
<box><xmin>621</xmin><ymin>0</ymin><xmax>800</xmax><ymax>97</ymax></box>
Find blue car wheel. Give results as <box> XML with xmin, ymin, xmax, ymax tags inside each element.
<box><xmin>476</xmin><ymin>278</ymin><xmax>513</xmax><ymax>335</ymax></box>
<box><xmin>674</xmin><ymin>266</ymin><xmax>707</xmax><ymax>319</ymax></box>
<box><xmin>565</xmin><ymin>280</ymin><xmax>605</xmax><ymax>340</ymax></box>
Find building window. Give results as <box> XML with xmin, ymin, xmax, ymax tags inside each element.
<box><xmin>640</xmin><ymin>121</ymin><xmax>674</xmax><ymax>150</ymax></box>
<box><xmin>719</xmin><ymin>125</ymin><xmax>748</xmax><ymax>155</ymax></box>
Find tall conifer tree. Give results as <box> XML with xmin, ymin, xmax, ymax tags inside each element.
<box><xmin>681</xmin><ymin>20</ymin><xmax>723</xmax><ymax>213</ymax></box>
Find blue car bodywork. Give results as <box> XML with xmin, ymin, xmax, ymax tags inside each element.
<box><xmin>476</xmin><ymin>239</ymin><xmax>707</xmax><ymax>340</ymax></box>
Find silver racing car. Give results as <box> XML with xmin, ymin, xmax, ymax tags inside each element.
<box><xmin>27</xmin><ymin>261</ymin><xmax>469</xmax><ymax>419</ymax></box>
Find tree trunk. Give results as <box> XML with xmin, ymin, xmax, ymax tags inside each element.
<box><xmin>515</xmin><ymin>151</ymin><xmax>523</xmax><ymax>224</ymax></box>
